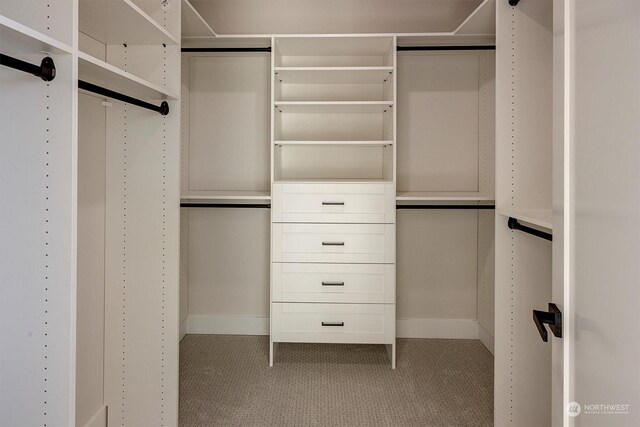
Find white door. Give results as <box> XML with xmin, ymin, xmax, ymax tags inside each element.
<box><xmin>560</xmin><ymin>0</ymin><xmax>640</xmax><ymax>425</ymax></box>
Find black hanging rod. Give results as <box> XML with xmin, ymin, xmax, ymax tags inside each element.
<box><xmin>0</xmin><ymin>53</ymin><xmax>56</xmax><ymax>81</ymax></box>
<box><xmin>508</xmin><ymin>217</ymin><xmax>552</xmax><ymax>241</ymax></box>
<box><xmin>180</xmin><ymin>203</ymin><xmax>271</xmax><ymax>209</ymax></box>
<box><xmin>397</xmin><ymin>45</ymin><xmax>495</xmax><ymax>52</ymax></box>
<box><xmin>397</xmin><ymin>204</ymin><xmax>495</xmax><ymax>210</ymax></box>
<box><xmin>78</xmin><ymin>80</ymin><xmax>169</xmax><ymax>116</ymax></box>
<box><xmin>181</xmin><ymin>47</ymin><xmax>271</xmax><ymax>53</ymax></box>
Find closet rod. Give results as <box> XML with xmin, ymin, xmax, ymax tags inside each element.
<box><xmin>78</xmin><ymin>80</ymin><xmax>170</xmax><ymax>116</ymax></box>
<box><xmin>397</xmin><ymin>205</ymin><xmax>495</xmax><ymax>210</ymax></box>
<box><xmin>397</xmin><ymin>45</ymin><xmax>495</xmax><ymax>52</ymax></box>
<box><xmin>0</xmin><ymin>54</ymin><xmax>56</xmax><ymax>81</ymax></box>
<box><xmin>507</xmin><ymin>217</ymin><xmax>552</xmax><ymax>241</ymax></box>
<box><xmin>180</xmin><ymin>203</ymin><xmax>271</xmax><ymax>209</ymax></box>
<box><xmin>181</xmin><ymin>47</ymin><xmax>271</xmax><ymax>53</ymax></box>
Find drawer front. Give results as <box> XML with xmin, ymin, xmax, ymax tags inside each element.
<box><xmin>272</xmin><ymin>263</ymin><xmax>395</xmax><ymax>303</ymax></box>
<box><xmin>272</xmin><ymin>223</ymin><xmax>395</xmax><ymax>264</ymax></box>
<box><xmin>271</xmin><ymin>303</ymin><xmax>395</xmax><ymax>344</ymax></box>
<box><xmin>272</xmin><ymin>182</ymin><xmax>395</xmax><ymax>224</ymax></box>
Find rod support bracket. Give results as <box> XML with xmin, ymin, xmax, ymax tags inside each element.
<box><xmin>39</xmin><ymin>57</ymin><xmax>56</xmax><ymax>81</ymax></box>
<box><xmin>509</xmin><ymin>0</ymin><xmax>520</xmax><ymax>6</ymax></box>
<box><xmin>159</xmin><ymin>101</ymin><xmax>170</xmax><ymax>116</ymax></box>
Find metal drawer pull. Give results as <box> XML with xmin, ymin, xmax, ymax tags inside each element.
<box><xmin>322</xmin><ymin>281</ymin><xmax>345</xmax><ymax>286</ymax></box>
<box><xmin>322</xmin><ymin>322</ymin><xmax>344</xmax><ymax>327</ymax></box>
<box><xmin>322</xmin><ymin>242</ymin><xmax>345</xmax><ymax>246</ymax></box>
<box><xmin>322</xmin><ymin>201</ymin><xmax>345</xmax><ymax>206</ymax></box>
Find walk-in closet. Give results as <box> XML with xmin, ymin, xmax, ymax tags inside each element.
<box><xmin>2</xmin><ymin>0</ymin><xmax>639</xmax><ymax>426</ymax></box>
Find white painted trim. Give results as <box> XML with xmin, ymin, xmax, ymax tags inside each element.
<box><xmin>83</xmin><ymin>405</ymin><xmax>107</xmax><ymax>427</ymax></box>
<box><xmin>187</xmin><ymin>315</ymin><xmax>484</xmax><ymax>341</ymax></box>
<box><xmin>187</xmin><ymin>315</ymin><xmax>270</xmax><ymax>335</ymax></box>
<box><xmin>397</xmin><ymin>318</ymin><xmax>479</xmax><ymax>339</ymax></box>
<box><xmin>179</xmin><ymin>318</ymin><xmax>188</xmax><ymax>341</ymax></box>
<box><xmin>477</xmin><ymin>323</ymin><xmax>494</xmax><ymax>355</ymax></box>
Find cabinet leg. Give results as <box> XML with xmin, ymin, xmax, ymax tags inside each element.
<box><xmin>270</xmin><ymin>341</ymin><xmax>278</xmax><ymax>367</ymax></box>
<box><xmin>386</xmin><ymin>343</ymin><xmax>396</xmax><ymax>369</ymax></box>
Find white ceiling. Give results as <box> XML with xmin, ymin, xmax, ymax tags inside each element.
<box><xmin>189</xmin><ymin>0</ymin><xmax>485</xmax><ymax>35</ymax></box>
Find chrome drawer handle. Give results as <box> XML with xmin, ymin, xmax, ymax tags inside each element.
<box><xmin>322</xmin><ymin>322</ymin><xmax>344</xmax><ymax>327</ymax></box>
<box><xmin>322</xmin><ymin>201</ymin><xmax>344</xmax><ymax>206</ymax></box>
<box><xmin>322</xmin><ymin>281</ymin><xmax>345</xmax><ymax>286</ymax></box>
<box><xmin>322</xmin><ymin>242</ymin><xmax>344</xmax><ymax>246</ymax></box>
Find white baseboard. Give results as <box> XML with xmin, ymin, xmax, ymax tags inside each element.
<box><xmin>397</xmin><ymin>318</ymin><xmax>479</xmax><ymax>339</ymax></box>
<box><xmin>179</xmin><ymin>317</ymin><xmax>187</xmax><ymax>341</ymax></box>
<box><xmin>186</xmin><ymin>315</ymin><xmax>486</xmax><ymax>342</ymax></box>
<box><xmin>477</xmin><ymin>323</ymin><xmax>494</xmax><ymax>355</ymax></box>
<box><xmin>83</xmin><ymin>405</ymin><xmax>107</xmax><ymax>427</ymax></box>
<box><xmin>187</xmin><ymin>315</ymin><xmax>269</xmax><ymax>335</ymax></box>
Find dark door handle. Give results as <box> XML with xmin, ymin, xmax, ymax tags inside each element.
<box><xmin>533</xmin><ymin>303</ymin><xmax>563</xmax><ymax>342</ymax></box>
<box><xmin>322</xmin><ymin>281</ymin><xmax>345</xmax><ymax>286</ymax></box>
<box><xmin>321</xmin><ymin>322</ymin><xmax>344</xmax><ymax>327</ymax></box>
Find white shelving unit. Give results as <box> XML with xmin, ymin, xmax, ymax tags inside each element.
<box><xmin>270</xmin><ymin>35</ymin><xmax>397</xmax><ymax>368</ymax></box>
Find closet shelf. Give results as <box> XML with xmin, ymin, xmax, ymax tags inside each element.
<box><xmin>274</xmin><ymin>67</ymin><xmax>393</xmax><ymax>84</ymax></box>
<box><xmin>274</xmin><ymin>178</ymin><xmax>392</xmax><ymax>184</ymax></box>
<box><xmin>498</xmin><ymin>208</ymin><xmax>553</xmax><ymax>230</ymax></box>
<box><xmin>0</xmin><ymin>15</ymin><xmax>72</xmax><ymax>54</ymax></box>
<box><xmin>274</xmin><ymin>101</ymin><xmax>393</xmax><ymax>113</ymax></box>
<box><xmin>181</xmin><ymin>0</ymin><xmax>217</xmax><ymax>38</ymax></box>
<box><xmin>79</xmin><ymin>0</ymin><xmax>179</xmax><ymax>46</ymax></box>
<box><xmin>396</xmin><ymin>192</ymin><xmax>494</xmax><ymax>202</ymax></box>
<box><xmin>78</xmin><ymin>52</ymin><xmax>178</xmax><ymax>100</ymax></box>
<box><xmin>274</xmin><ymin>140</ymin><xmax>393</xmax><ymax>147</ymax></box>
<box><xmin>181</xmin><ymin>190</ymin><xmax>271</xmax><ymax>202</ymax></box>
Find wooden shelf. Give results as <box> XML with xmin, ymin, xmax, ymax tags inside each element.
<box><xmin>0</xmin><ymin>14</ymin><xmax>72</xmax><ymax>55</ymax></box>
<box><xmin>275</xmin><ymin>140</ymin><xmax>393</xmax><ymax>147</ymax></box>
<box><xmin>396</xmin><ymin>192</ymin><xmax>494</xmax><ymax>202</ymax></box>
<box><xmin>181</xmin><ymin>0</ymin><xmax>217</xmax><ymax>38</ymax></box>
<box><xmin>79</xmin><ymin>0</ymin><xmax>179</xmax><ymax>46</ymax></box>
<box><xmin>275</xmin><ymin>101</ymin><xmax>393</xmax><ymax>113</ymax></box>
<box><xmin>498</xmin><ymin>208</ymin><xmax>553</xmax><ymax>230</ymax></box>
<box><xmin>78</xmin><ymin>52</ymin><xmax>178</xmax><ymax>100</ymax></box>
<box><xmin>274</xmin><ymin>67</ymin><xmax>393</xmax><ymax>84</ymax></box>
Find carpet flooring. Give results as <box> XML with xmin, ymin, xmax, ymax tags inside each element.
<box><xmin>179</xmin><ymin>335</ymin><xmax>493</xmax><ymax>427</ymax></box>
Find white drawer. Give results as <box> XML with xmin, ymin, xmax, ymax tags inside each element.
<box><xmin>272</xmin><ymin>182</ymin><xmax>396</xmax><ymax>224</ymax></box>
<box><xmin>271</xmin><ymin>303</ymin><xmax>395</xmax><ymax>344</ymax></box>
<box><xmin>272</xmin><ymin>263</ymin><xmax>395</xmax><ymax>303</ymax></box>
<box><xmin>272</xmin><ymin>223</ymin><xmax>395</xmax><ymax>264</ymax></box>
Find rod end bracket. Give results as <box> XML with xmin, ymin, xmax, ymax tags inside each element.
<box><xmin>159</xmin><ymin>101</ymin><xmax>170</xmax><ymax>116</ymax></box>
<box><xmin>40</xmin><ymin>57</ymin><xmax>56</xmax><ymax>81</ymax></box>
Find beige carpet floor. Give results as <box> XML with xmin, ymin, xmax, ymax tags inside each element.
<box><xmin>179</xmin><ymin>335</ymin><xmax>493</xmax><ymax>427</ymax></box>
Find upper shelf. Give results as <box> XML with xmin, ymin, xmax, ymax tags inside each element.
<box><xmin>275</xmin><ymin>101</ymin><xmax>393</xmax><ymax>113</ymax></box>
<box><xmin>78</xmin><ymin>51</ymin><xmax>178</xmax><ymax>100</ymax></box>
<box><xmin>79</xmin><ymin>0</ymin><xmax>179</xmax><ymax>46</ymax></box>
<box><xmin>274</xmin><ymin>67</ymin><xmax>393</xmax><ymax>84</ymax></box>
<box><xmin>181</xmin><ymin>0</ymin><xmax>216</xmax><ymax>38</ymax></box>
<box><xmin>0</xmin><ymin>14</ymin><xmax>72</xmax><ymax>55</ymax></box>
